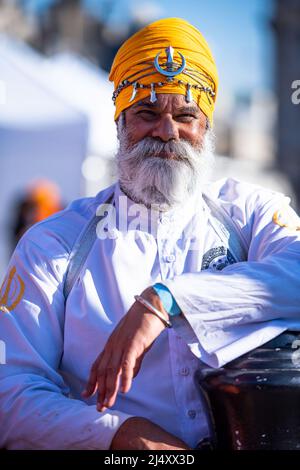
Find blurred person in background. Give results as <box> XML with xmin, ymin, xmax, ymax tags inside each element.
<box><xmin>1</xmin><ymin>17</ymin><xmax>300</xmax><ymax>451</ymax></box>
<box><xmin>11</xmin><ymin>179</ymin><xmax>63</xmax><ymax>249</ymax></box>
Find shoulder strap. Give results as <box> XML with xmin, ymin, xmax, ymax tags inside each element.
<box><xmin>202</xmin><ymin>193</ymin><xmax>249</xmax><ymax>262</ymax></box>
<box><xmin>63</xmin><ymin>193</ymin><xmax>114</xmax><ymax>301</ymax></box>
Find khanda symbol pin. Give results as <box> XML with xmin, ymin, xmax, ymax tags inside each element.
<box><xmin>154</xmin><ymin>46</ymin><xmax>186</xmax><ymax>77</ymax></box>
<box><xmin>0</xmin><ymin>266</ymin><xmax>25</xmax><ymax>313</ymax></box>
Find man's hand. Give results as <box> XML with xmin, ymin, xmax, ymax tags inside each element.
<box><xmin>110</xmin><ymin>417</ymin><xmax>191</xmax><ymax>450</ymax></box>
<box><xmin>82</xmin><ymin>287</ymin><xmax>170</xmax><ymax>411</ymax></box>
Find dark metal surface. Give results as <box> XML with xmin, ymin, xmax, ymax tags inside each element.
<box><xmin>196</xmin><ymin>331</ymin><xmax>300</xmax><ymax>450</ymax></box>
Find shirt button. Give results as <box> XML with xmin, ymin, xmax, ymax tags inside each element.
<box><xmin>188</xmin><ymin>410</ymin><xmax>196</xmax><ymax>419</ymax></box>
<box><xmin>165</xmin><ymin>254</ymin><xmax>176</xmax><ymax>263</ymax></box>
<box><xmin>180</xmin><ymin>367</ymin><xmax>190</xmax><ymax>376</ymax></box>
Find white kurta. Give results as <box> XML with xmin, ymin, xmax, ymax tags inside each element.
<box><xmin>1</xmin><ymin>177</ymin><xmax>300</xmax><ymax>449</ymax></box>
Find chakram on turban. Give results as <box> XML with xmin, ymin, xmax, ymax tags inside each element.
<box><xmin>109</xmin><ymin>17</ymin><xmax>218</xmax><ymax>126</ymax></box>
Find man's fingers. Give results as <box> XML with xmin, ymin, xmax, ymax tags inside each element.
<box><xmin>120</xmin><ymin>352</ymin><xmax>136</xmax><ymax>394</ymax></box>
<box><xmin>96</xmin><ymin>352</ymin><xmax>136</xmax><ymax>410</ymax></box>
<box><xmin>97</xmin><ymin>350</ymin><xmax>123</xmax><ymax>411</ymax></box>
<box><xmin>96</xmin><ymin>369</ymin><xmax>107</xmax><ymax>411</ymax></box>
<box><xmin>82</xmin><ymin>360</ymin><xmax>99</xmax><ymax>397</ymax></box>
<box><xmin>102</xmin><ymin>368</ymin><xmax>122</xmax><ymax>409</ymax></box>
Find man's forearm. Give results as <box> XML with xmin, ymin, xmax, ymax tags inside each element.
<box><xmin>110</xmin><ymin>417</ymin><xmax>191</xmax><ymax>450</ymax></box>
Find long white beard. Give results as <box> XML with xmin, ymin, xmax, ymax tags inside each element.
<box><xmin>116</xmin><ymin>117</ymin><xmax>215</xmax><ymax>210</ymax></box>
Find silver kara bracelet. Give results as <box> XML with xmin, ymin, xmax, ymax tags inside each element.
<box><xmin>134</xmin><ymin>295</ymin><xmax>172</xmax><ymax>328</ymax></box>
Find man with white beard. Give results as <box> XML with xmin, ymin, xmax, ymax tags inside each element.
<box><xmin>115</xmin><ymin>107</ymin><xmax>214</xmax><ymax>210</ymax></box>
<box><xmin>1</xmin><ymin>18</ymin><xmax>300</xmax><ymax>451</ymax></box>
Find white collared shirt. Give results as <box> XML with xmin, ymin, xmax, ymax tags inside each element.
<box><xmin>1</xmin><ymin>177</ymin><xmax>300</xmax><ymax>449</ymax></box>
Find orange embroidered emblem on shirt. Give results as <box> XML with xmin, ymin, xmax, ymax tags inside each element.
<box><xmin>272</xmin><ymin>206</ymin><xmax>300</xmax><ymax>231</ymax></box>
<box><xmin>0</xmin><ymin>266</ymin><xmax>25</xmax><ymax>313</ymax></box>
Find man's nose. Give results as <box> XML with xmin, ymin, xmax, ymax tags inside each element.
<box><xmin>151</xmin><ymin>116</ymin><xmax>179</xmax><ymax>142</ymax></box>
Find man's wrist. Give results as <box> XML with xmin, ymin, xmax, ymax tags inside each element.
<box><xmin>134</xmin><ymin>294</ymin><xmax>172</xmax><ymax>328</ymax></box>
<box><xmin>152</xmin><ymin>283</ymin><xmax>181</xmax><ymax>317</ymax></box>
<box><xmin>140</xmin><ymin>286</ymin><xmax>170</xmax><ymax>321</ymax></box>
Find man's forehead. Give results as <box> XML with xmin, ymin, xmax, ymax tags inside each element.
<box><xmin>130</xmin><ymin>94</ymin><xmax>201</xmax><ymax>114</ymax></box>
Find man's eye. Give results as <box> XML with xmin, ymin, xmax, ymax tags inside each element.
<box><xmin>136</xmin><ymin>110</ymin><xmax>156</xmax><ymax>118</ymax></box>
<box><xmin>176</xmin><ymin>114</ymin><xmax>196</xmax><ymax>121</ymax></box>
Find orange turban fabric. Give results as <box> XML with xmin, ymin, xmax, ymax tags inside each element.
<box><xmin>109</xmin><ymin>17</ymin><xmax>218</xmax><ymax>125</ymax></box>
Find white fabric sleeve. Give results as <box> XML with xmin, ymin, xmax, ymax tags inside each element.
<box><xmin>0</xmin><ymin>230</ymin><xmax>131</xmax><ymax>449</ymax></box>
<box><xmin>163</xmin><ymin>191</ymin><xmax>300</xmax><ymax>364</ymax></box>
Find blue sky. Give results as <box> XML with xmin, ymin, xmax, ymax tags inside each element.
<box><xmin>120</xmin><ymin>0</ymin><xmax>275</xmax><ymax>98</ymax></box>
<box><xmin>23</xmin><ymin>0</ymin><xmax>275</xmax><ymax>98</ymax></box>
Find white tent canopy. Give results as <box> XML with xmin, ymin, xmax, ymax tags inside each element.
<box><xmin>39</xmin><ymin>53</ymin><xmax>118</xmax><ymax>196</ymax></box>
<box><xmin>42</xmin><ymin>52</ymin><xmax>118</xmax><ymax>158</ymax></box>
<box><xmin>0</xmin><ymin>38</ymin><xmax>118</xmax><ymax>157</ymax></box>
<box><xmin>0</xmin><ymin>36</ymin><xmax>118</xmax><ymax>195</ymax></box>
<box><xmin>0</xmin><ymin>36</ymin><xmax>89</xmax><ymax>278</ymax></box>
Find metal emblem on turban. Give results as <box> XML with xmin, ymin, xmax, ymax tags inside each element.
<box><xmin>112</xmin><ymin>43</ymin><xmax>215</xmax><ymax>107</ymax></box>
<box><xmin>154</xmin><ymin>46</ymin><xmax>186</xmax><ymax>77</ymax></box>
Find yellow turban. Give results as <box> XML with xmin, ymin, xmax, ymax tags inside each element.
<box><xmin>109</xmin><ymin>17</ymin><xmax>218</xmax><ymax>125</ymax></box>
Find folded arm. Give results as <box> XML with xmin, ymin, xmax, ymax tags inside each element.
<box><xmin>87</xmin><ymin>189</ymin><xmax>300</xmax><ymax>407</ymax></box>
